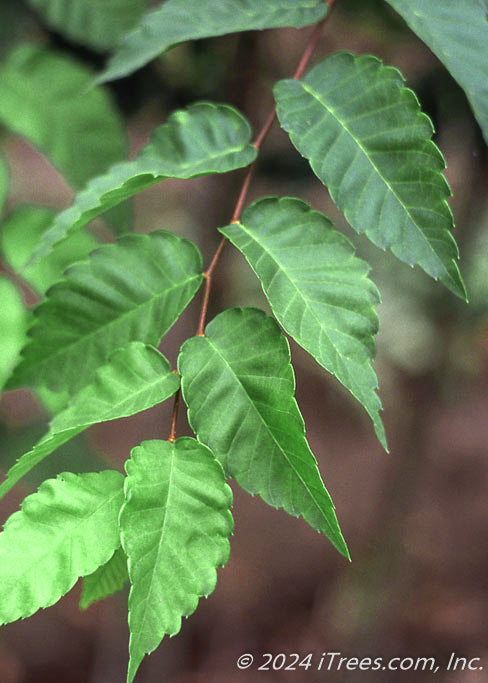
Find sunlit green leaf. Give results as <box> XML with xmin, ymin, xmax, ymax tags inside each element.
<box><xmin>221</xmin><ymin>197</ymin><xmax>385</xmax><ymax>448</ymax></box>
<box><xmin>0</xmin><ymin>277</ymin><xmax>27</xmax><ymax>392</ymax></box>
<box><xmin>0</xmin><ymin>343</ymin><xmax>180</xmax><ymax>500</ymax></box>
<box><xmin>178</xmin><ymin>307</ymin><xmax>349</xmax><ymax>557</ymax></box>
<box><xmin>97</xmin><ymin>0</ymin><xmax>328</xmax><ymax>84</ymax></box>
<box><xmin>28</xmin><ymin>0</ymin><xmax>147</xmax><ymax>52</ymax></box>
<box><xmin>80</xmin><ymin>547</ymin><xmax>128</xmax><ymax>610</ymax></box>
<box><xmin>274</xmin><ymin>51</ymin><xmax>466</xmax><ymax>299</ymax></box>
<box><xmin>0</xmin><ymin>470</ymin><xmax>124</xmax><ymax>624</ymax></box>
<box><xmin>1</xmin><ymin>206</ymin><xmax>98</xmax><ymax>294</ymax></box>
<box><xmin>30</xmin><ymin>103</ymin><xmax>257</xmax><ymax>264</ymax></box>
<box><xmin>121</xmin><ymin>438</ymin><xmax>233</xmax><ymax>683</ymax></box>
<box><xmin>7</xmin><ymin>231</ymin><xmax>202</xmax><ymax>396</ymax></box>
<box><xmin>385</xmin><ymin>0</ymin><xmax>488</xmax><ymax>145</ymax></box>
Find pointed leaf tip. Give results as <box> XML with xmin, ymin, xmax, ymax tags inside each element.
<box><xmin>0</xmin><ymin>471</ymin><xmax>124</xmax><ymax>625</ymax></box>
<box><xmin>121</xmin><ymin>438</ymin><xmax>233</xmax><ymax>680</ymax></box>
<box><xmin>221</xmin><ymin>197</ymin><xmax>387</xmax><ymax>450</ymax></box>
<box><xmin>7</xmin><ymin>231</ymin><xmax>202</xmax><ymax>399</ymax></box>
<box><xmin>97</xmin><ymin>0</ymin><xmax>328</xmax><ymax>84</ymax></box>
<box><xmin>274</xmin><ymin>51</ymin><xmax>466</xmax><ymax>300</ymax></box>
<box><xmin>178</xmin><ymin>307</ymin><xmax>350</xmax><ymax>556</ymax></box>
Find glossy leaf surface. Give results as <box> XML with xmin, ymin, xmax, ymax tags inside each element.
<box><xmin>179</xmin><ymin>307</ymin><xmax>349</xmax><ymax>557</ymax></box>
<box><xmin>221</xmin><ymin>197</ymin><xmax>385</xmax><ymax>448</ymax></box>
<box><xmin>274</xmin><ymin>51</ymin><xmax>466</xmax><ymax>299</ymax></box>
<box><xmin>0</xmin><ymin>471</ymin><xmax>124</xmax><ymax>624</ymax></box>
<box><xmin>32</xmin><ymin>103</ymin><xmax>256</xmax><ymax>263</ymax></box>
<box><xmin>97</xmin><ymin>0</ymin><xmax>328</xmax><ymax>83</ymax></box>
<box><xmin>0</xmin><ymin>343</ymin><xmax>180</xmax><ymax>500</ymax></box>
<box><xmin>121</xmin><ymin>438</ymin><xmax>233</xmax><ymax>683</ymax></box>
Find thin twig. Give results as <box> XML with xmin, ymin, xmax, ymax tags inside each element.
<box><xmin>196</xmin><ymin>2</ymin><xmax>337</xmax><ymax>337</ymax></box>
<box><xmin>168</xmin><ymin>388</ymin><xmax>181</xmax><ymax>443</ymax></box>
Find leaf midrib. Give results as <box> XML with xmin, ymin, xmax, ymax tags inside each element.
<box><xmin>0</xmin><ymin>483</ymin><xmax>123</xmax><ymax>596</ymax></box>
<box><xmin>234</xmin><ymin>221</ymin><xmax>375</xmax><ymax>371</ymax></box>
<box><xmin>128</xmin><ymin>450</ymin><xmax>176</xmax><ymax>653</ymax></box>
<box><xmin>22</xmin><ymin>272</ymin><xmax>201</xmax><ymax>379</ymax></box>
<box><xmin>204</xmin><ymin>335</ymin><xmax>333</xmax><ymax>528</ymax></box>
<box><xmin>298</xmin><ymin>79</ymin><xmax>448</xmax><ymax>277</ymax></box>
<box><xmin>52</xmin><ymin>365</ymin><xmax>178</xmax><ymax>432</ymax></box>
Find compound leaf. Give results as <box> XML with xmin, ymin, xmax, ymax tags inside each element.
<box><xmin>28</xmin><ymin>0</ymin><xmax>147</xmax><ymax>52</ymax></box>
<box><xmin>80</xmin><ymin>547</ymin><xmax>129</xmax><ymax>610</ymax></box>
<box><xmin>1</xmin><ymin>205</ymin><xmax>98</xmax><ymax>295</ymax></box>
<box><xmin>121</xmin><ymin>438</ymin><xmax>233</xmax><ymax>683</ymax></box>
<box><xmin>7</xmin><ymin>231</ymin><xmax>202</xmax><ymax>396</ymax></box>
<box><xmin>385</xmin><ymin>0</ymin><xmax>488</xmax><ymax>145</ymax></box>
<box><xmin>31</xmin><ymin>103</ymin><xmax>257</xmax><ymax>264</ymax></box>
<box><xmin>274</xmin><ymin>51</ymin><xmax>466</xmax><ymax>299</ymax></box>
<box><xmin>0</xmin><ymin>470</ymin><xmax>124</xmax><ymax>624</ymax></box>
<box><xmin>0</xmin><ymin>343</ymin><xmax>180</xmax><ymax>500</ymax></box>
<box><xmin>0</xmin><ymin>277</ymin><xmax>27</xmax><ymax>392</ymax></box>
<box><xmin>221</xmin><ymin>197</ymin><xmax>385</xmax><ymax>449</ymax></box>
<box><xmin>178</xmin><ymin>307</ymin><xmax>349</xmax><ymax>558</ymax></box>
<box><xmin>97</xmin><ymin>0</ymin><xmax>328</xmax><ymax>84</ymax></box>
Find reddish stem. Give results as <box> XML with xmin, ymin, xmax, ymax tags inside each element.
<box><xmin>196</xmin><ymin>2</ymin><xmax>336</xmax><ymax>337</ymax></box>
<box><xmin>168</xmin><ymin>388</ymin><xmax>180</xmax><ymax>443</ymax></box>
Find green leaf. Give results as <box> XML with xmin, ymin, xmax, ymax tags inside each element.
<box><xmin>121</xmin><ymin>438</ymin><xmax>233</xmax><ymax>683</ymax></box>
<box><xmin>0</xmin><ymin>343</ymin><xmax>180</xmax><ymax>500</ymax></box>
<box><xmin>7</xmin><ymin>230</ymin><xmax>202</xmax><ymax>396</ymax></box>
<box><xmin>0</xmin><ymin>44</ymin><xmax>127</xmax><ymax>189</ymax></box>
<box><xmin>97</xmin><ymin>0</ymin><xmax>328</xmax><ymax>84</ymax></box>
<box><xmin>0</xmin><ymin>44</ymin><xmax>130</xmax><ymax>233</ymax></box>
<box><xmin>385</xmin><ymin>0</ymin><xmax>488</xmax><ymax>146</ymax></box>
<box><xmin>28</xmin><ymin>0</ymin><xmax>147</xmax><ymax>52</ymax></box>
<box><xmin>0</xmin><ymin>206</ymin><xmax>99</xmax><ymax>294</ymax></box>
<box><xmin>0</xmin><ymin>277</ymin><xmax>27</xmax><ymax>392</ymax></box>
<box><xmin>0</xmin><ymin>470</ymin><xmax>124</xmax><ymax>624</ymax></box>
<box><xmin>178</xmin><ymin>307</ymin><xmax>349</xmax><ymax>558</ymax></box>
<box><xmin>221</xmin><ymin>197</ymin><xmax>386</xmax><ymax>449</ymax></box>
<box><xmin>274</xmin><ymin>51</ymin><xmax>466</xmax><ymax>299</ymax></box>
<box><xmin>30</xmin><ymin>102</ymin><xmax>257</xmax><ymax>264</ymax></box>
<box><xmin>80</xmin><ymin>547</ymin><xmax>128</xmax><ymax>610</ymax></box>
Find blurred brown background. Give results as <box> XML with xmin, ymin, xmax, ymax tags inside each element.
<box><xmin>0</xmin><ymin>0</ymin><xmax>487</xmax><ymax>681</ymax></box>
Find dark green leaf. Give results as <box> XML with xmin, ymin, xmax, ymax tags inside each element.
<box><xmin>274</xmin><ymin>51</ymin><xmax>466</xmax><ymax>299</ymax></box>
<box><xmin>221</xmin><ymin>197</ymin><xmax>386</xmax><ymax>448</ymax></box>
<box><xmin>178</xmin><ymin>307</ymin><xmax>349</xmax><ymax>557</ymax></box>
<box><xmin>0</xmin><ymin>343</ymin><xmax>180</xmax><ymax>500</ymax></box>
<box><xmin>385</xmin><ymin>0</ymin><xmax>488</xmax><ymax>145</ymax></box>
<box><xmin>30</xmin><ymin>103</ymin><xmax>257</xmax><ymax>264</ymax></box>
<box><xmin>8</xmin><ymin>231</ymin><xmax>201</xmax><ymax>396</ymax></box>
<box><xmin>0</xmin><ymin>470</ymin><xmax>124</xmax><ymax>624</ymax></box>
<box><xmin>121</xmin><ymin>438</ymin><xmax>233</xmax><ymax>683</ymax></box>
<box><xmin>97</xmin><ymin>0</ymin><xmax>328</xmax><ymax>84</ymax></box>
<box><xmin>80</xmin><ymin>547</ymin><xmax>128</xmax><ymax>610</ymax></box>
<box><xmin>0</xmin><ymin>206</ymin><xmax>98</xmax><ymax>294</ymax></box>
<box><xmin>28</xmin><ymin>0</ymin><xmax>147</xmax><ymax>52</ymax></box>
